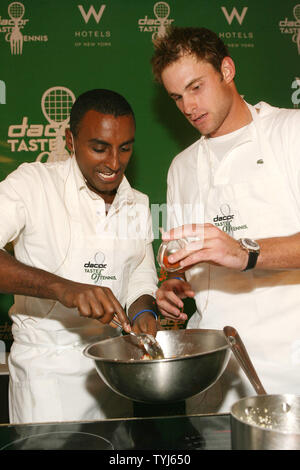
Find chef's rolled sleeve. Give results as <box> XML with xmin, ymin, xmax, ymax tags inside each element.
<box><xmin>126</xmin><ymin>243</ymin><xmax>158</xmax><ymax>310</ymax></box>
<box><xmin>0</xmin><ymin>179</ymin><xmax>27</xmax><ymax>249</ymax></box>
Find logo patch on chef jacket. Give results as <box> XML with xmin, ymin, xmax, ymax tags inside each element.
<box><xmin>84</xmin><ymin>251</ymin><xmax>117</xmax><ymax>284</ymax></box>
<box><xmin>213</xmin><ymin>204</ymin><xmax>248</xmax><ymax>234</ymax></box>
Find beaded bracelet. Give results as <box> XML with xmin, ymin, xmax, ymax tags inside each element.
<box><xmin>132</xmin><ymin>309</ymin><xmax>158</xmax><ymax>323</ymax></box>
<box><xmin>172</xmin><ymin>277</ymin><xmax>185</xmax><ymax>281</ymax></box>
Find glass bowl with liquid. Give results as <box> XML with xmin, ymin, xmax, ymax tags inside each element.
<box><xmin>157</xmin><ymin>239</ymin><xmax>188</xmax><ymax>272</ymax></box>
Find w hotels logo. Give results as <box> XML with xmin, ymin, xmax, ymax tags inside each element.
<box><xmin>77</xmin><ymin>4</ymin><xmax>106</xmax><ymax>23</ymax></box>
<box><xmin>219</xmin><ymin>6</ymin><xmax>253</xmax><ymax>46</ymax></box>
<box><xmin>221</xmin><ymin>6</ymin><xmax>248</xmax><ymax>25</ymax></box>
<box><xmin>279</xmin><ymin>4</ymin><xmax>300</xmax><ymax>54</ymax></box>
<box><xmin>75</xmin><ymin>4</ymin><xmax>110</xmax><ymax>47</ymax></box>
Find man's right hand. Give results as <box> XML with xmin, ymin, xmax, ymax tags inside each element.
<box><xmin>55</xmin><ymin>281</ymin><xmax>131</xmax><ymax>332</ymax></box>
<box><xmin>156</xmin><ymin>279</ymin><xmax>195</xmax><ymax>321</ymax></box>
<box><xmin>0</xmin><ymin>249</ymin><xmax>131</xmax><ymax>332</ymax></box>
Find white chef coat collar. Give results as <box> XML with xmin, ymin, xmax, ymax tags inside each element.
<box><xmin>245</xmin><ymin>100</ymin><xmax>270</xmax><ymax>149</ymax></box>
<box><xmin>112</xmin><ymin>176</ymin><xmax>135</xmax><ymax>209</ymax></box>
<box><xmin>199</xmin><ymin>100</ymin><xmax>262</xmax><ymax>151</ymax></box>
<box><xmin>70</xmin><ymin>155</ymin><xmax>135</xmax><ymax>206</ymax></box>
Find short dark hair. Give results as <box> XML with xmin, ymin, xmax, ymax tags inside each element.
<box><xmin>151</xmin><ymin>26</ymin><xmax>230</xmax><ymax>83</ymax></box>
<box><xmin>70</xmin><ymin>89</ymin><xmax>135</xmax><ymax>136</ymax></box>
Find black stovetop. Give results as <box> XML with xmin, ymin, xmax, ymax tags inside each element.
<box><xmin>0</xmin><ymin>413</ymin><xmax>231</xmax><ymax>450</ymax></box>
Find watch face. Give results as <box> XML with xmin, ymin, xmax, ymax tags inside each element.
<box><xmin>243</xmin><ymin>238</ymin><xmax>260</xmax><ymax>251</ymax></box>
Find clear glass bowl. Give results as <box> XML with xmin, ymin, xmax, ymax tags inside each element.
<box><xmin>156</xmin><ymin>238</ymin><xmax>188</xmax><ymax>272</ymax></box>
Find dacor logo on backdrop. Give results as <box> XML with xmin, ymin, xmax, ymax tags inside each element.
<box><xmin>138</xmin><ymin>1</ymin><xmax>174</xmax><ymax>42</ymax></box>
<box><xmin>74</xmin><ymin>3</ymin><xmax>111</xmax><ymax>47</ymax></box>
<box><xmin>219</xmin><ymin>6</ymin><xmax>254</xmax><ymax>49</ymax></box>
<box><xmin>7</xmin><ymin>86</ymin><xmax>75</xmax><ymax>162</ymax></box>
<box><xmin>0</xmin><ymin>80</ymin><xmax>6</xmax><ymax>104</ymax></box>
<box><xmin>0</xmin><ymin>1</ymin><xmax>48</xmax><ymax>55</ymax></box>
<box><xmin>292</xmin><ymin>77</ymin><xmax>300</xmax><ymax>107</ymax></box>
<box><xmin>279</xmin><ymin>4</ymin><xmax>300</xmax><ymax>55</ymax></box>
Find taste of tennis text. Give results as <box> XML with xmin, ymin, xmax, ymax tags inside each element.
<box><xmin>7</xmin><ymin>116</ymin><xmax>62</xmax><ymax>152</ymax></box>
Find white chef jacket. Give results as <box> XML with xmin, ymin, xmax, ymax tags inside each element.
<box><xmin>167</xmin><ymin>101</ymin><xmax>300</xmax><ymax>413</ymax></box>
<box><xmin>0</xmin><ymin>155</ymin><xmax>158</xmax><ymax>423</ymax></box>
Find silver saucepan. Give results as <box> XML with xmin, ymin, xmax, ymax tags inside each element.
<box><xmin>83</xmin><ymin>329</ymin><xmax>231</xmax><ymax>403</ymax></box>
<box><xmin>231</xmin><ymin>394</ymin><xmax>300</xmax><ymax>450</ymax></box>
<box><xmin>223</xmin><ymin>328</ymin><xmax>300</xmax><ymax>449</ymax></box>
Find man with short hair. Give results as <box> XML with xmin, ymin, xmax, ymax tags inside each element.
<box><xmin>0</xmin><ymin>89</ymin><xmax>158</xmax><ymax>423</ymax></box>
<box><xmin>152</xmin><ymin>27</ymin><xmax>300</xmax><ymax>412</ymax></box>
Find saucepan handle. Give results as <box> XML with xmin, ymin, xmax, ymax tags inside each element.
<box><xmin>223</xmin><ymin>326</ymin><xmax>267</xmax><ymax>395</ymax></box>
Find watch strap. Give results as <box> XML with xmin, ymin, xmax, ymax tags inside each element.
<box><xmin>242</xmin><ymin>250</ymin><xmax>259</xmax><ymax>271</ymax></box>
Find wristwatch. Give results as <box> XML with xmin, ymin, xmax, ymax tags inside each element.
<box><xmin>239</xmin><ymin>238</ymin><xmax>260</xmax><ymax>271</ymax></box>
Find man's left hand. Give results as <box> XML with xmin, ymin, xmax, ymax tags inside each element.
<box><xmin>132</xmin><ymin>311</ymin><xmax>157</xmax><ymax>337</ymax></box>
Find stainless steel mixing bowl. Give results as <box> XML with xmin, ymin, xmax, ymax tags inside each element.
<box><xmin>83</xmin><ymin>329</ymin><xmax>231</xmax><ymax>403</ymax></box>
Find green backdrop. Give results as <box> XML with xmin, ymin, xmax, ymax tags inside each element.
<box><xmin>0</xmin><ymin>0</ymin><xmax>299</xmax><ymax>348</ymax></box>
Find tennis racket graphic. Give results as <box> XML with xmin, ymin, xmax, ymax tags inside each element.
<box><xmin>8</xmin><ymin>2</ymin><xmax>25</xmax><ymax>55</ymax></box>
<box><xmin>152</xmin><ymin>2</ymin><xmax>170</xmax><ymax>42</ymax></box>
<box><xmin>293</xmin><ymin>4</ymin><xmax>300</xmax><ymax>54</ymax></box>
<box><xmin>294</xmin><ymin>4</ymin><xmax>300</xmax><ymax>21</ymax></box>
<box><xmin>36</xmin><ymin>86</ymin><xmax>76</xmax><ymax>162</ymax></box>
